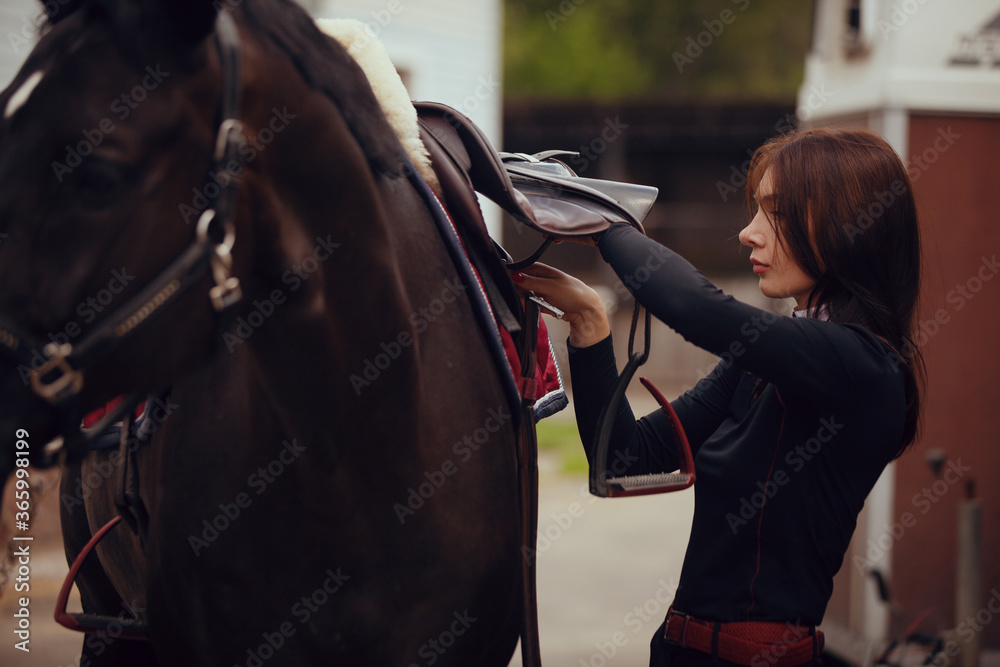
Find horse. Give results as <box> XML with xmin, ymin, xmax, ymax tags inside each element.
<box><xmin>0</xmin><ymin>1</ymin><xmax>527</xmax><ymax>663</ymax></box>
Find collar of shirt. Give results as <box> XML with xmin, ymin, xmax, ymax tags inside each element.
<box><xmin>792</xmin><ymin>305</ymin><xmax>830</xmax><ymax>321</ymax></box>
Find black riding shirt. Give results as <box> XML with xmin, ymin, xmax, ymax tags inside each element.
<box><xmin>568</xmin><ymin>224</ymin><xmax>905</xmax><ymax>626</ymax></box>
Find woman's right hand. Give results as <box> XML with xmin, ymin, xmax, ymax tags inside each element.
<box><xmin>512</xmin><ymin>263</ymin><xmax>611</xmax><ymax>348</ymax></box>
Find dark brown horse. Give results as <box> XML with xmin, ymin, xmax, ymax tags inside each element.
<box><xmin>0</xmin><ymin>1</ymin><xmax>524</xmax><ymax>664</ymax></box>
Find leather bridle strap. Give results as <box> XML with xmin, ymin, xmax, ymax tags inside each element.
<box><xmin>0</xmin><ymin>11</ymin><xmax>245</xmax><ymax>465</ymax></box>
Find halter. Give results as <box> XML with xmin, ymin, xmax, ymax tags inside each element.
<box><xmin>0</xmin><ymin>12</ymin><xmax>245</xmax><ymax>467</ymax></box>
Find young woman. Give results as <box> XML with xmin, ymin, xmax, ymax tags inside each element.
<box><xmin>513</xmin><ymin>128</ymin><xmax>923</xmax><ymax>667</ymax></box>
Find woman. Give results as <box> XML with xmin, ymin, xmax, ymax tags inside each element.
<box><xmin>513</xmin><ymin>128</ymin><xmax>923</xmax><ymax>667</ymax></box>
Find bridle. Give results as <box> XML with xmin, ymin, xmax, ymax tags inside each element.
<box><xmin>0</xmin><ymin>11</ymin><xmax>246</xmax><ymax>467</ymax></box>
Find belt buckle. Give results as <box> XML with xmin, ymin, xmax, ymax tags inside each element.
<box><xmin>664</xmin><ymin>610</ymin><xmax>689</xmax><ymax>647</ymax></box>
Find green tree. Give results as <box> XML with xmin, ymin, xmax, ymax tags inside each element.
<box><xmin>504</xmin><ymin>0</ymin><xmax>814</xmax><ymax>101</ymax></box>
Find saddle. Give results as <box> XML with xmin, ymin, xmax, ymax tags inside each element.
<box><xmin>415</xmin><ymin>100</ymin><xmax>658</xmax><ymax>238</ymax></box>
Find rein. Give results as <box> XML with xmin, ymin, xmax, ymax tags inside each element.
<box><xmin>0</xmin><ymin>12</ymin><xmax>245</xmax><ymax>467</ymax></box>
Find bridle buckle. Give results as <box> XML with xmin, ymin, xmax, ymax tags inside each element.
<box><xmin>30</xmin><ymin>343</ymin><xmax>84</xmax><ymax>403</ymax></box>
<box><xmin>210</xmin><ymin>276</ymin><xmax>243</xmax><ymax>312</ymax></box>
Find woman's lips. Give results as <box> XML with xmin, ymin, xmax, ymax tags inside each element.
<box><xmin>751</xmin><ymin>259</ymin><xmax>769</xmax><ymax>274</ymax></box>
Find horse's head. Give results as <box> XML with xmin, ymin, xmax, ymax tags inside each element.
<box><xmin>0</xmin><ymin>0</ymin><xmax>404</xmax><ymax>481</ymax></box>
<box><xmin>0</xmin><ymin>1</ymin><xmax>237</xmax><ymax>476</ymax></box>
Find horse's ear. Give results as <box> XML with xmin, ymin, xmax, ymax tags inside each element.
<box><xmin>158</xmin><ymin>0</ymin><xmax>219</xmax><ymax>44</ymax></box>
<box><xmin>40</xmin><ymin>0</ymin><xmax>75</xmax><ymax>22</ymax></box>
<box><xmin>40</xmin><ymin>0</ymin><xmax>218</xmax><ymax>45</ymax></box>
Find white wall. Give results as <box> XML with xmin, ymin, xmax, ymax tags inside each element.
<box><xmin>0</xmin><ymin>0</ymin><xmax>40</xmax><ymax>89</ymax></box>
<box><xmin>0</xmin><ymin>0</ymin><xmax>506</xmax><ymax>148</ymax></box>
<box><xmin>314</xmin><ymin>0</ymin><xmax>505</xmax><ymax>236</ymax></box>
<box><xmin>315</xmin><ymin>0</ymin><xmax>503</xmax><ymax>148</ymax></box>
<box><xmin>801</xmin><ymin>0</ymin><xmax>1000</xmax><ymax>120</ymax></box>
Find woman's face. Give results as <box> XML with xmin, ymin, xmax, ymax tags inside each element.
<box><xmin>738</xmin><ymin>169</ymin><xmax>817</xmax><ymax>310</ymax></box>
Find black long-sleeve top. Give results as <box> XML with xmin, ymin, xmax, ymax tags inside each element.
<box><xmin>568</xmin><ymin>224</ymin><xmax>905</xmax><ymax>626</ymax></box>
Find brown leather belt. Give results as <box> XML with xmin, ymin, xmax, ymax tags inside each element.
<box><xmin>664</xmin><ymin>609</ymin><xmax>823</xmax><ymax>667</ymax></box>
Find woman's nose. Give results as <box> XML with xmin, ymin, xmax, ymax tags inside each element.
<box><xmin>739</xmin><ymin>212</ymin><xmax>765</xmax><ymax>248</ymax></box>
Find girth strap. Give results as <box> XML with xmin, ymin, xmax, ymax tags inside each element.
<box><xmin>516</xmin><ymin>297</ymin><xmax>542</xmax><ymax>667</ymax></box>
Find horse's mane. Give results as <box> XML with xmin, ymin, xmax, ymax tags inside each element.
<box><xmin>43</xmin><ymin>0</ymin><xmax>403</xmax><ymax>177</ymax></box>
<box><xmin>239</xmin><ymin>0</ymin><xmax>403</xmax><ymax>175</ymax></box>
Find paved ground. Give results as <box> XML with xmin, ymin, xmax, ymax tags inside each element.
<box><xmin>509</xmin><ymin>455</ymin><xmax>693</xmax><ymax>667</ymax></box>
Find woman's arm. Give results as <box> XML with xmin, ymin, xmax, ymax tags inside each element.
<box><xmin>515</xmin><ymin>263</ymin><xmax>739</xmax><ymax>476</ymax></box>
<box><xmin>598</xmin><ymin>225</ymin><xmax>892</xmax><ymax>407</ymax></box>
<box><xmin>569</xmin><ymin>336</ymin><xmax>741</xmax><ymax>476</ymax></box>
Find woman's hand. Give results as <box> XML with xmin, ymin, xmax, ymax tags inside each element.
<box><xmin>512</xmin><ymin>263</ymin><xmax>610</xmax><ymax>348</ymax></box>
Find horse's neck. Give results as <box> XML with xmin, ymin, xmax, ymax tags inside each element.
<box><xmin>227</xmin><ymin>41</ymin><xmax>440</xmax><ymax>455</ymax></box>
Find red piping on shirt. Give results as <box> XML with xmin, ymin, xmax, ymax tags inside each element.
<box><xmin>746</xmin><ymin>388</ymin><xmax>787</xmax><ymax>620</ymax></box>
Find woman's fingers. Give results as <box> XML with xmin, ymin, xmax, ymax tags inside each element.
<box><xmin>514</xmin><ymin>262</ymin><xmax>564</xmax><ymax>279</ymax></box>
<box><xmin>508</xmin><ymin>263</ymin><xmax>610</xmax><ymax>346</ymax></box>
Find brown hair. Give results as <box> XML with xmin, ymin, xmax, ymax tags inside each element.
<box><xmin>746</xmin><ymin>128</ymin><xmax>924</xmax><ymax>458</ymax></box>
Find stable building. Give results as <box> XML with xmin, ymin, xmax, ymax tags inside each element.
<box><xmin>801</xmin><ymin>1</ymin><xmax>1000</xmax><ymax>664</ymax></box>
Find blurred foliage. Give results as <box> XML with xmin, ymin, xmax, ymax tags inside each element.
<box><xmin>504</xmin><ymin>0</ymin><xmax>814</xmax><ymax>101</ymax></box>
<box><xmin>537</xmin><ymin>418</ymin><xmax>589</xmax><ymax>475</ymax></box>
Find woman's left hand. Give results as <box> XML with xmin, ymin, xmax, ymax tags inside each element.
<box><xmin>512</xmin><ymin>263</ymin><xmax>610</xmax><ymax>348</ymax></box>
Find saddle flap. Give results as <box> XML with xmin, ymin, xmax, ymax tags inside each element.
<box><xmin>503</xmin><ymin>159</ymin><xmax>657</xmax><ymax>235</ymax></box>
<box><xmin>414</xmin><ymin>101</ymin><xmax>658</xmax><ymax>238</ymax></box>
<box><xmin>416</xmin><ymin>101</ymin><xmax>531</xmax><ymax>223</ymax></box>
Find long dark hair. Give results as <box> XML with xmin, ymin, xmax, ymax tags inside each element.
<box><xmin>746</xmin><ymin>128</ymin><xmax>924</xmax><ymax>458</ymax></box>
